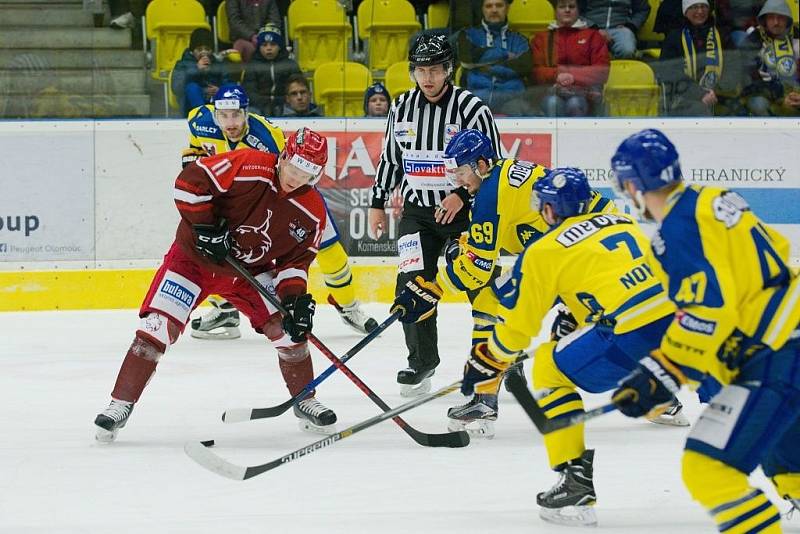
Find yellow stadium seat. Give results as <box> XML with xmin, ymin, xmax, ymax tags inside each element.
<box><xmin>603</xmin><ymin>60</ymin><xmax>660</xmax><ymax>116</ymax></box>
<box><xmin>215</xmin><ymin>0</ymin><xmax>230</xmax><ymax>45</ymax></box>
<box><xmin>385</xmin><ymin>61</ymin><xmax>415</xmax><ymax>97</ymax></box>
<box><xmin>313</xmin><ymin>61</ymin><xmax>373</xmax><ymax>117</ymax></box>
<box><xmin>427</xmin><ymin>0</ymin><xmax>449</xmax><ymax>29</ymax></box>
<box><xmin>637</xmin><ymin>0</ymin><xmax>663</xmax><ymax>58</ymax></box>
<box><xmin>358</xmin><ymin>0</ymin><xmax>422</xmax><ymax>72</ymax></box>
<box><xmin>145</xmin><ymin>0</ymin><xmax>210</xmax><ymax>81</ymax></box>
<box><xmin>288</xmin><ymin>0</ymin><xmax>352</xmax><ymax>73</ymax></box>
<box><xmin>508</xmin><ymin>0</ymin><xmax>554</xmax><ymax>40</ymax></box>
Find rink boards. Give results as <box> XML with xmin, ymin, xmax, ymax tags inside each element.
<box><xmin>1</xmin><ymin>118</ymin><xmax>799</xmax><ymax>311</ymax></box>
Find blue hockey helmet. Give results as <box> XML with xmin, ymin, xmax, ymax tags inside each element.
<box><xmin>532</xmin><ymin>167</ymin><xmax>592</xmax><ymax>220</ymax></box>
<box><xmin>611</xmin><ymin>129</ymin><xmax>682</xmax><ymax>195</ymax></box>
<box><xmin>213</xmin><ymin>83</ymin><xmax>249</xmax><ymax>110</ymax></box>
<box><xmin>443</xmin><ymin>129</ymin><xmax>497</xmax><ymax>174</ymax></box>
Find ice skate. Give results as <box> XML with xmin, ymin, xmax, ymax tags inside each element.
<box><xmin>785</xmin><ymin>497</ymin><xmax>799</xmax><ymax>519</ymax></box>
<box><xmin>190</xmin><ymin>296</ymin><xmax>241</xmax><ymax>340</ymax></box>
<box><xmin>446</xmin><ymin>394</ymin><xmax>498</xmax><ymax>439</ymax></box>
<box><xmin>293</xmin><ymin>397</ymin><xmax>337</xmax><ymax>435</ymax></box>
<box><xmin>537</xmin><ymin>449</ymin><xmax>597</xmax><ymax>527</ymax></box>
<box><xmin>94</xmin><ymin>399</ymin><xmax>134</xmax><ymax>442</ymax></box>
<box><xmin>647</xmin><ymin>398</ymin><xmax>690</xmax><ymax>427</ymax></box>
<box><xmin>397</xmin><ymin>366</ymin><xmax>435</xmax><ymax>398</ymax></box>
<box><xmin>327</xmin><ymin>294</ymin><xmax>379</xmax><ymax>334</ymax></box>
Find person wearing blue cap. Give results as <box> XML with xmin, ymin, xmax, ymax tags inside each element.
<box><xmin>243</xmin><ymin>24</ymin><xmax>302</xmax><ymax>116</ymax></box>
<box><xmin>363</xmin><ymin>82</ymin><xmax>391</xmax><ymax>117</ymax></box>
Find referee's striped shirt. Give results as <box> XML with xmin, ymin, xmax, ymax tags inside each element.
<box><xmin>370</xmin><ymin>84</ymin><xmax>501</xmax><ymax>209</ymax></box>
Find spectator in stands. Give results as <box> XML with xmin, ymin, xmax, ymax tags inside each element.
<box><xmin>280</xmin><ymin>74</ymin><xmax>323</xmax><ymax>117</ymax></box>
<box><xmin>740</xmin><ymin>0</ymin><xmax>799</xmax><ymax>114</ymax></box>
<box><xmin>227</xmin><ymin>0</ymin><xmax>282</xmax><ymax>63</ymax></box>
<box><xmin>364</xmin><ymin>82</ymin><xmax>391</xmax><ymax>117</ymax></box>
<box><xmin>171</xmin><ymin>28</ymin><xmax>233</xmax><ymax>116</ymax></box>
<box><xmin>655</xmin><ymin>0</ymin><xmax>763</xmax><ymax>47</ymax></box>
<box><xmin>242</xmin><ymin>24</ymin><xmax>301</xmax><ymax>116</ymax></box>
<box><xmin>580</xmin><ymin>0</ymin><xmax>651</xmax><ymax>58</ymax></box>
<box><xmin>456</xmin><ymin>0</ymin><xmax>533</xmax><ymax>115</ymax></box>
<box><xmin>658</xmin><ymin>0</ymin><xmax>741</xmax><ymax>115</ymax></box>
<box><xmin>531</xmin><ymin>0</ymin><xmax>610</xmax><ymax>116</ymax></box>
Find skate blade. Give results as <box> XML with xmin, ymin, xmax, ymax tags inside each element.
<box><xmin>400</xmin><ymin>378</ymin><xmax>432</xmax><ymax>398</ymax></box>
<box><xmin>340</xmin><ymin>316</ymin><xmax>369</xmax><ymax>335</ymax></box>
<box><xmin>447</xmin><ymin>419</ymin><xmax>495</xmax><ymax>439</ymax></box>
<box><xmin>539</xmin><ymin>505</ymin><xmax>598</xmax><ymax>527</ymax></box>
<box><xmin>190</xmin><ymin>326</ymin><xmax>241</xmax><ymax>340</ymax></box>
<box><xmin>94</xmin><ymin>425</ymin><xmax>119</xmax><ymax>443</ymax></box>
<box><xmin>647</xmin><ymin>411</ymin><xmax>690</xmax><ymax>427</ymax></box>
<box><xmin>297</xmin><ymin>419</ymin><xmax>337</xmax><ymax>435</ymax></box>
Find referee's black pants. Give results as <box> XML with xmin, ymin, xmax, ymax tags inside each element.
<box><xmin>396</xmin><ymin>202</ymin><xmax>469</xmax><ymax>372</ymax></box>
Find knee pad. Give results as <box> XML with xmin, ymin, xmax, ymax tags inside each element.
<box><xmin>130</xmin><ymin>332</ymin><xmax>165</xmax><ymax>363</ymax></box>
<box><xmin>261</xmin><ymin>314</ymin><xmax>295</xmax><ymax>349</ymax></box>
<box><xmin>533</xmin><ymin>341</ymin><xmax>573</xmax><ymax>390</ymax></box>
<box><xmin>136</xmin><ymin>312</ymin><xmax>180</xmax><ymax>355</ymax></box>
<box><xmin>278</xmin><ymin>342</ymin><xmax>310</xmax><ymax>362</ymax></box>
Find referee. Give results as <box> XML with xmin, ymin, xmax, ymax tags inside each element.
<box><xmin>368</xmin><ymin>33</ymin><xmax>501</xmax><ymax>397</ymax></box>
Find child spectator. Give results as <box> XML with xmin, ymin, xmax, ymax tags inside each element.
<box><xmin>740</xmin><ymin>0</ymin><xmax>799</xmax><ymax>114</ymax></box>
<box><xmin>227</xmin><ymin>0</ymin><xmax>282</xmax><ymax>62</ymax></box>
<box><xmin>531</xmin><ymin>0</ymin><xmax>610</xmax><ymax>116</ymax></box>
<box><xmin>280</xmin><ymin>74</ymin><xmax>323</xmax><ymax>117</ymax></box>
<box><xmin>171</xmin><ymin>28</ymin><xmax>233</xmax><ymax>116</ymax></box>
<box><xmin>363</xmin><ymin>82</ymin><xmax>391</xmax><ymax>117</ymax></box>
<box><xmin>242</xmin><ymin>24</ymin><xmax>302</xmax><ymax>115</ymax></box>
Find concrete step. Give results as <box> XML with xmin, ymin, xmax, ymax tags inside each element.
<box><xmin>0</xmin><ymin>49</ymin><xmax>144</xmax><ymax>69</ymax></box>
<box><xmin>1</xmin><ymin>93</ymin><xmax>151</xmax><ymax>118</ymax></box>
<box><xmin>2</xmin><ymin>68</ymin><xmax>146</xmax><ymax>93</ymax></box>
<box><xmin>0</xmin><ymin>27</ymin><xmax>130</xmax><ymax>48</ymax></box>
<box><xmin>0</xmin><ymin>7</ymin><xmax>95</xmax><ymax>26</ymax></box>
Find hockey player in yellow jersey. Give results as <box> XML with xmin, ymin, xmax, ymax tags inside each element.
<box><xmin>610</xmin><ymin>129</ymin><xmax>800</xmax><ymax>533</ymax></box>
<box><xmin>391</xmin><ymin>129</ymin><xmax>619</xmax><ymax>438</ymax></box>
<box><xmin>444</xmin><ymin>167</ymin><xmax>680</xmax><ymax>526</ymax></box>
<box><xmin>185</xmin><ymin>84</ymin><xmax>378</xmax><ymax>339</ymax></box>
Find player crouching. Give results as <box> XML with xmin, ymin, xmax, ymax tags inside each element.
<box><xmin>94</xmin><ymin>129</ymin><xmax>339</xmax><ymax>442</ymax></box>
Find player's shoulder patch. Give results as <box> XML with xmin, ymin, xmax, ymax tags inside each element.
<box><xmin>189</xmin><ymin>105</ymin><xmax>221</xmax><ymax>138</ymax></box>
<box><xmin>710</xmin><ymin>189</ymin><xmax>750</xmax><ymax>229</ymax></box>
<box><xmin>244</xmin><ymin>115</ymin><xmax>284</xmax><ymax>154</ymax></box>
<box><xmin>504</xmin><ymin>159</ymin><xmax>536</xmax><ymax>188</ymax></box>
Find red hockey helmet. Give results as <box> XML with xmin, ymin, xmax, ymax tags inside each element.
<box><xmin>283</xmin><ymin>127</ymin><xmax>328</xmax><ymax>185</ymax></box>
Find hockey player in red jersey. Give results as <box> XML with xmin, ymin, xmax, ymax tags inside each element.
<box><xmin>94</xmin><ymin>128</ymin><xmax>338</xmax><ymax>442</ymax></box>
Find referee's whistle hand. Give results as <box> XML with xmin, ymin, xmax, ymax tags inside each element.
<box><xmin>368</xmin><ymin>208</ymin><xmax>386</xmax><ymax>240</ymax></box>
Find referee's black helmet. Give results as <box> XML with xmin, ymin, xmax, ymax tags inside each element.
<box><xmin>408</xmin><ymin>34</ymin><xmax>454</xmax><ymax>79</ymax></box>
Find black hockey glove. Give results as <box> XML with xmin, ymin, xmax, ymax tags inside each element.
<box><xmin>282</xmin><ymin>293</ymin><xmax>316</xmax><ymax>343</ymax></box>
<box><xmin>391</xmin><ymin>276</ymin><xmax>443</xmax><ymax>324</ymax></box>
<box><xmin>551</xmin><ymin>308</ymin><xmax>579</xmax><ymax>341</ymax></box>
<box><xmin>193</xmin><ymin>218</ymin><xmax>231</xmax><ymax>264</ymax></box>
<box><xmin>461</xmin><ymin>342</ymin><xmax>510</xmax><ymax>396</ymax></box>
<box><xmin>612</xmin><ymin>350</ymin><xmax>685</xmax><ymax>418</ymax></box>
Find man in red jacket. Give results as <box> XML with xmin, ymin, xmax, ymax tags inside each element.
<box><xmin>531</xmin><ymin>0</ymin><xmax>610</xmax><ymax>116</ymax></box>
<box><xmin>94</xmin><ymin>128</ymin><xmax>339</xmax><ymax>442</ymax></box>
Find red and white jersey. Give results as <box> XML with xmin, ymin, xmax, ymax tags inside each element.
<box><xmin>173</xmin><ymin>148</ymin><xmax>326</xmax><ymax>299</ymax></box>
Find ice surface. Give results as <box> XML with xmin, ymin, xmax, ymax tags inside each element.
<box><xmin>1</xmin><ymin>304</ymin><xmax>796</xmax><ymax>534</ymax></box>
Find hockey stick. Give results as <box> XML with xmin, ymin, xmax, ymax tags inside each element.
<box><xmin>185</xmin><ymin>380</ymin><xmax>464</xmax><ymax>480</ymax></box>
<box><xmin>504</xmin><ymin>371</ymin><xmax>618</xmax><ymax>434</ymax></box>
<box><xmin>224</xmin><ymin>256</ymin><xmax>470</xmax><ymax>448</ymax></box>
<box><xmin>222</xmin><ymin>311</ymin><xmax>400</xmax><ymax>423</ymax></box>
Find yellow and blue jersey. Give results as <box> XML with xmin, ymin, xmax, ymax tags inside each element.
<box><xmin>436</xmin><ymin>158</ymin><xmax>616</xmax><ymax>295</ymax></box>
<box><xmin>489</xmin><ymin>211</ymin><xmax>675</xmax><ymax>361</ymax></box>
<box><xmin>650</xmin><ymin>183</ymin><xmax>800</xmax><ymax>387</ymax></box>
<box><xmin>186</xmin><ymin>105</ymin><xmax>285</xmax><ymax>157</ymax></box>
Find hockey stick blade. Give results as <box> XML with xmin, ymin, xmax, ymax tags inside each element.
<box><xmin>505</xmin><ymin>371</ymin><xmax>617</xmax><ymax>434</ymax></box>
<box><xmin>223</xmin><ymin>256</ymin><xmax>467</xmax><ymax>448</ymax></box>
<box><xmin>222</xmin><ymin>312</ymin><xmax>400</xmax><ymax>423</ymax></box>
<box><xmin>185</xmin><ymin>381</ymin><xmax>465</xmax><ymax>480</ymax></box>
